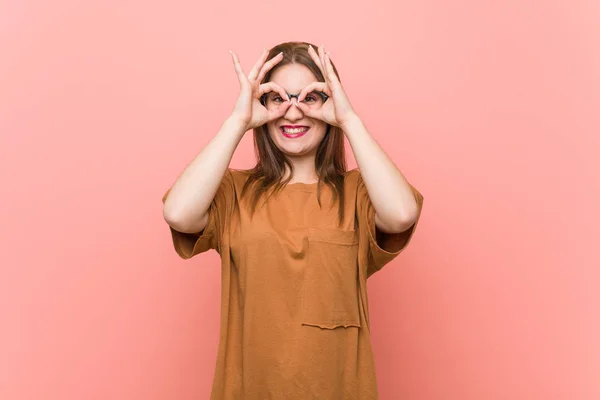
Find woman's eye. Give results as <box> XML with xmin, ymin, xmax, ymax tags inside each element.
<box><xmin>273</xmin><ymin>96</ymin><xmax>284</xmax><ymax>102</ymax></box>
<box><xmin>304</xmin><ymin>95</ymin><xmax>316</xmax><ymax>103</ymax></box>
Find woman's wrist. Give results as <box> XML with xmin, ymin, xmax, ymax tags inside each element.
<box><xmin>339</xmin><ymin>113</ymin><xmax>362</xmax><ymax>132</ymax></box>
<box><xmin>224</xmin><ymin>114</ymin><xmax>250</xmax><ymax>136</ymax></box>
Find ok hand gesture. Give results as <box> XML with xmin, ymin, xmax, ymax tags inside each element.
<box><xmin>294</xmin><ymin>45</ymin><xmax>358</xmax><ymax>130</ymax></box>
<box><xmin>229</xmin><ymin>49</ymin><xmax>292</xmax><ymax>132</ymax></box>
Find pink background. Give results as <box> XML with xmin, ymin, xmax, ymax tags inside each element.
<box><xmin>1</xmin><ymin>0</ymin><xmax>599</xmax><ymax>399</ymax></box>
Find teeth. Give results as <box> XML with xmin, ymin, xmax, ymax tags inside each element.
<box><xmin>282</xmin><ymin>127</ymin><xmax>308</xmax><ymax>134</ymax></box>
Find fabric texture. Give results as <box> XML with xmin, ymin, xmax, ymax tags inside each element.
<box><xmin>162</xmin><ymin>168</ymin><xmax>424</xmax><ymax>399</ymax></box>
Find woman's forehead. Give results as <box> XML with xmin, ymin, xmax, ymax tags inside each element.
<box><xmin>269</xmin><ymin>64</ymin><xmax>318</xmax><ymax>93</ymax></box>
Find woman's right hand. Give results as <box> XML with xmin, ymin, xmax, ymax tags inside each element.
<box><xmin>228</xmin><ymin>49</ymin><xmax>292</xmax><ymax>132</ymax></box>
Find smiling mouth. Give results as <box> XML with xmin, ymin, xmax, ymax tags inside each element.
<box><xmin>280</xmin><ymin>126</ymin><xmax>310</xmax><ymax>138</ymax></box>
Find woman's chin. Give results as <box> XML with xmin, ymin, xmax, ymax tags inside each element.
<box><xmin>277</xmin><ymin>142</ymin><xmax>314</xmax><ymax>157</ymax></box>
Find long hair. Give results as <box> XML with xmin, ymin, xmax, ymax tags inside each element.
<box><xmin>240</xmin><ymin>41</ymin><xmax>348</xmax><ymax>226</ymax></box>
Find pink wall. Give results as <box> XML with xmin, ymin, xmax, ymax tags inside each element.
<box><xmin>1</xmin><ymin>0</ymin><xmax>599</xmax><ymax>399</ymax></box>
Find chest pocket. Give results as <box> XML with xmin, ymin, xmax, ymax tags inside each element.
<box><xmin>301</xmin><ymin>227</ymin><xmax>361</xmax><ymax>329</ymax></box>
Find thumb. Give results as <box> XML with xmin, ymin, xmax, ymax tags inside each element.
<box><xmin>295</xmin><ymin>101</ymin><xmax>321</xmax><ymax>120</ymax></box>
<box><xmin>267</xmin><ymin>99</ymin><xmax>292</xmax><ymax>121</ymax></box>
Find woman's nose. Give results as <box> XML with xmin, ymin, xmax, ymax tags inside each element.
<box><xmin>284</xmin><ymin>98</ymin><xmax>304</xmax><ymax>119</ymax></box>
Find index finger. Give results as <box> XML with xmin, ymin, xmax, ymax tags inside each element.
<box><xmin>297</xmin><ymin>82</ymin><xmax>330</xmax><ymax>103</ymax></box>
<box><xmin>258</xmin><ymin>82</ymin><xmax>290</xmax><ymax>103</ymax></box>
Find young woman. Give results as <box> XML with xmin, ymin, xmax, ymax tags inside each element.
<box><xmin>162</xmin><ymin>41</ymin><xmax>424</xmax><ymax>399</ymax></box>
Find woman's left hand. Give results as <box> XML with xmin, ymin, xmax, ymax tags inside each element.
<box><xmin>295</xmin><ymin>45</ymin><xmax>359</xmax><ymax>130</ymax></box>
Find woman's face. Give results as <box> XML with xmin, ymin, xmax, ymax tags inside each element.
<box><xmin>265</xmin><ymin>63</ymin><xmax>328</xmax><ymax>158</ymax></box>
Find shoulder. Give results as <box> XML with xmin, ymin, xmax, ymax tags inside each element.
<box><xmin>228</xmin><ymin>168</ymin><xmax>251</xmax><ymax>180</ymax></box>
<box><xmin>225</xmin><ymin>168</ymin><xmax>254</xmax><ymax>191</ymax></box>
<box><xmin>343</xmin><ymin>168</ymin><xmax>363</xmax><ymax>189</ymax></box>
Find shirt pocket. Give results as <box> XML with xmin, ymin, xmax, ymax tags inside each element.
<box><xmin>301</xmin><ymin>227</ymin><xmax>361</xmax><ymax>329</ymax></box>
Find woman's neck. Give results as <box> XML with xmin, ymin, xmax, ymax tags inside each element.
<box><xmin>284</xmin><ymin>157</ymin><xmax>318</xmax><ymax>183</ymax></box>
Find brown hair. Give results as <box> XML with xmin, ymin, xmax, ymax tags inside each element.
<box><xmin>240</xmin><ymin>41</ymin><xmax>348</xmax><ymax>226</ymax></box>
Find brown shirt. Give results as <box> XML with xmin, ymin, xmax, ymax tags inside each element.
<box><xmin>162</xmin><ymin>168</ymin><xmax>424</xmax><ymax>399</ymax></box>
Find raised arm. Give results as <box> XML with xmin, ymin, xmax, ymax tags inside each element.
<box><xmin>162</xmin><ymin>48</ymin><xmax>292</xmax><ymax>234</ymax></box>
<box><xmin>162</xmin><ymin>117</ymin><xmax>246</xmax><ymax>233</ymax></box>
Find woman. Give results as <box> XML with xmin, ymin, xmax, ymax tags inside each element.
<box><xmin>162</xmin><ymin>41</ymin><xmax>424</xmax><ymax>399</ymax></box>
